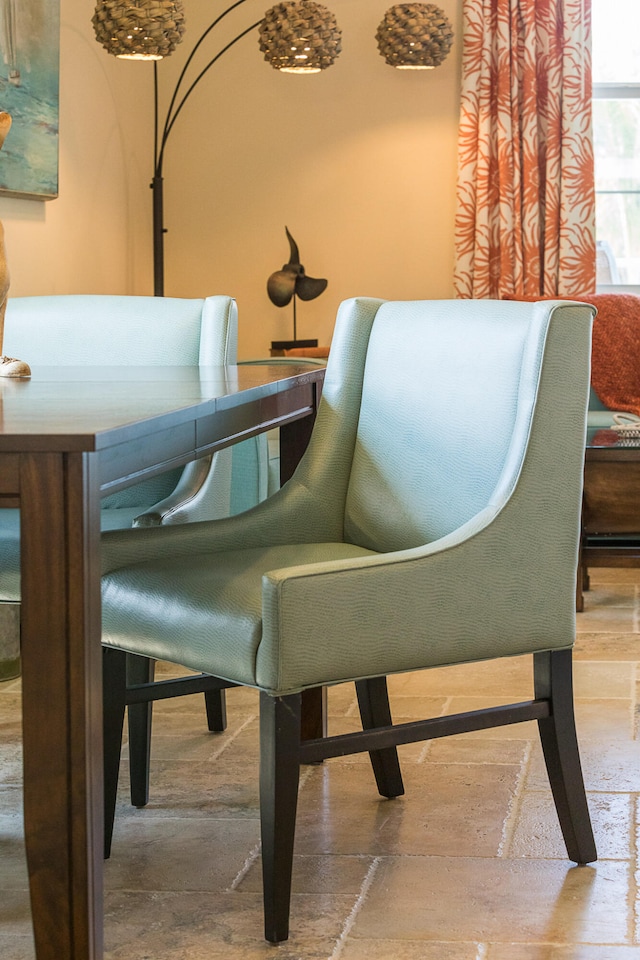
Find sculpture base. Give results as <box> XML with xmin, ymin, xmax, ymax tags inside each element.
<box><xmin>270</xmin><ymin>339</ymin><xmax>318</xmax><ymax>357</ymax></box>
<box><xmin>0</xmin><ymin>356</ymin><xmax>31</xmax><ymax>378</ymax></box>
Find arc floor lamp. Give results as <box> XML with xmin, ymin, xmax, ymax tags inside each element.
<box><xmin>92</xmin><ymin>0</ymin><xmax>453</xmax><ymax>297</ymax></box>
<box><xmin>92</xmin><ymin>0</ymin><xmax>342</xmax><ymax>296</ymax></box>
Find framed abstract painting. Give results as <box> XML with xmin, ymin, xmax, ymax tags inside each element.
<box><xmin>0</xmin><ymin>0</ymin><xmax>60</xmax><ymax>200</ymax></box>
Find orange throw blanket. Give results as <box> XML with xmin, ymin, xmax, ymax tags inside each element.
<box><xmin>587</xmin><ymin>294</ymin><xmax>640</xmax><ymax>416</ymax></box>
<box><xmin>506</xmin><ymin>294</ymin><xmax>640</xmax><ymax>416</ymax></box>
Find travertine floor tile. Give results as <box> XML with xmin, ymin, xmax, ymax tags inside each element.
<box><xmin>0</xmin><ymin>743</ymin><xmax>21</xmax><ymax>786</ymax></box>
<box><xmin>576</xmin><ymin>610</ymin><xmax>637</xmax><ymax>634</ymax></box>
<box><xmin>106</xmin><ymin>818</ymin><xmax>260</xmax><ymax>892</ymax></box>
<box><xmin>339</xmin><ymin>940</ymin><xmax>480</xmax><ymax>959</ymax></box>
<box><xmin>589</xmin><ymin>568</ymin><xmax>640</xmax><ymax>582</ymax></box>
<box><xmin>574</xmin><ymin>633</ymin><xmax>640</xmax><ymax>661</ymax></box>
<box><xmin>352</xmin><ymin>858</ymin><xmax>629</xmax><ymax>944</ymax></box>
<box><xmin>505</xmin><ymin>791</ymin><xmax>632</xmax><ymax>860</ymax></box>
<box><xmin>104</xmin><ymin>889</ymin><xmax>347</xmax><ymax>959</ymax></box>
<box><xmin>237</xmin><ymin>853</ymin><xmax>375</xmax><ymax>895</ymax></box>
<box><xmin>579</xmin><ymin>583</ymin><xmax>637</xmax><ymax>607</ymax></box>
<box><xmin>0</xmin><ymin>784</ymin><xmax>23</xmax><ymax>818</ymax></box>
<box><xmin>294</xmin><ymin>760</ymin><xmax>520</xmax><ymax>857</ymax></box>
<box><xmin>526</xmin><ymin>739</ymin><xmax>640</xmax><ymax>792</ymax></box>
<box><xmin>388</xmin><ymin>657</ymin><xmax>532</xmax><ymax>698</ymax></box>
<box><xmin>0</xmin><ymin>888</ymin><xmax>31</xmax><ymax>937</ymax></box>
<box><xmin>0</xmin><ymin>937</ymin><xmax>34</xmax><ymax>960</ymax></box>
<box><xmin>573</xmin><ymin>661</ymin><xmax>636</xmax><ymax>699</ymax></box>
<box><xmin>573</xmin><ymin>698</ymin><xmax>635</xmax><ymax>740</ymax></box>
<box><xmin>0</xmin><ymin>816</ymin><xmax>28</xmax><ymax>889</ymax></box>
<box><xmin>115</xmin><ymin>757</ymin><xmax>261</xmax><ymax>820</ymax></box>
<box><xmin>486</xmin><ymin>945</ymin><xmax>640</xmax><ymax>959</ymax></box>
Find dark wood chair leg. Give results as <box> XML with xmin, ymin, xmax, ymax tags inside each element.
<box><xmin>533</xmin><ymin>650</ymin><xmax>597</xmax><ymax>864</ymax></box>
<box><xmin>127</xmin><ymin>655</ymin><xmax>227</xmax><ymax>807</ymax></box>
<box><xmin>582</xmin><ymin>563</ymin><xmax>590</xmax><ymax>593</ymax></box>
<box><xmin>300</xmin><ymin>685</ymin><xmax>327</xmax><ymax>741</ymax></box>
<box><xmin>126</xmin><ymin>653</ymin><xmax>155</xmax><ymax>808</ymax></box>
<box><xmin>355</xmin><ymin>677</ymin><xmax>405</xmax><ymax>799</ymax></box>
<box><xmin>259</xmin><ymin>691</ymin><xmax>301</xmax><ymax>944</ymax></box>
<box><xmin>204</xmin><ymin>687</ymin><xmax>227</xmax><ymax>732</ymax></box>
<box><xmin>103</xmin><ymin>646</ymin><xmax>127</xmax><ymax>859</ymax></box>
<box><xmin>576</xmin><ymin>532</ymin><xmax>586</xmax><ymax>612</ymax></box>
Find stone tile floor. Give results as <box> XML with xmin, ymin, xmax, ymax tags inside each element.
<box><xmin>1</xmin><ymin>567</ymin><xmax>639</xmax><ymax>959</ymax></box>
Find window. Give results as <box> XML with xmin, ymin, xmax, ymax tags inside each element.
<box><xmin>592</xmin><ymin>0</ymin><xmax>640</xmax><ymax>286</ymax></box>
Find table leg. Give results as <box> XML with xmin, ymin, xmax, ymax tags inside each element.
<box><xmin>278</xmin><ymin>377</ymin><xmax>322</xmax><ymax>487</ymax></box>
<box><xmin>20</xmin><ymin>451</ymin><xmax>103</xmax><ymax>960</ymax></box>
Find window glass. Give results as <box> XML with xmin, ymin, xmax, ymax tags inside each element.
<box><xmin>594</xmin><ymin>100</ymin><xmax>640</xmax><ymax>283</ymax></box>
<box><xmin>593</xmin><ymin>0</ymin><xmax>640</xmax><ymax>83</ymax></box>
<box><xmin>593</xmin><ymin>0</ymin><xmax>640</xmax><ymax>284</ymax></box>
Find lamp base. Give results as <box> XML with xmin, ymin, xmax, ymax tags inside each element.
<box><xmin>0</xmin><ymin>356</ymin><xmax>31</xmax><ymax>378</ymax></box>
<box><xmin>270</xmin><ymin>339</ymin><xmax>318</xmax><ymax>357</ymax></box>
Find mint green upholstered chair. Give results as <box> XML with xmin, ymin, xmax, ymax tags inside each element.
<box><xmin>101</xmin><ymin>297</ymin><xmax>597</xmax><ymax>943</ymax></box>
<box><xmin>0</xmin><ymin>294</ymin><xmax>253</xmax><ymax>729</ymax></box>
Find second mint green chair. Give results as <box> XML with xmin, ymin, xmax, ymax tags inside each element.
<box><xmin>0</xmin><ymin>292</ymin><xmax>257</xmax><ymax>739</ymax></box>
<box><xmin>101</xmin><ymin>297</ymin><xmax>597</xmax><ymax>943</ymax></box>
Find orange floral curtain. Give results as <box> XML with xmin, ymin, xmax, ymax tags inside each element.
<box><xmin>454</xmin><ymin>0</ymin><xmax>595</xmax><ymax>299</ymax></box>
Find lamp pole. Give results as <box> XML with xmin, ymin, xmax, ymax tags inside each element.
<box><xmin>151</xmin><ymin>1</ymin><xmax>263</xmax><ymax>296</ymax></box>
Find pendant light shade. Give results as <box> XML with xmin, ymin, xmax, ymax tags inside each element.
<box><xmin>92</xmin><ymin>0</ymin><xmax>186</xmax><ymax>60</ymax></box>
<box><xmin>376</xmin><ymin>4</ymin><xmax>454</xmax><ymax>69</ymax></box>
<box><xmin>258</xmin><ymin>1</ymin><xmax>342</xmax><ymax>73</ymax></box>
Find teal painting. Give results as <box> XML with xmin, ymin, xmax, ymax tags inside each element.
<box><xmin>0</xmin><ymin>0</ymin><xmax>59</xmax><ymax>200</ymax></box>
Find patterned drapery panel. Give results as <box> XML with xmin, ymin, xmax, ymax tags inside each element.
<box><xmin>454</xmin><ymin>0</ymin><xmax>595</xmax><ymax>299</ymax></box>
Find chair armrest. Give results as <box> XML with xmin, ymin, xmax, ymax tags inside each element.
<box><xmin>101</xmin><ymin>470</ymin><xmax>334</xmax><ymax>573</ymax></box>
<box><xmin>256</xmin><ymin>498</ymin><xmax>577</xmax><ymax>694</ymax></box>
<box><xmin>131</xmin><ymin>451</ymin><xmax>232</xmax><ymax>527</ymax></box>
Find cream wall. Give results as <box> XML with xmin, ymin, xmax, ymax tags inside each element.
<box><xmin>0</xmin><ymin>0</ymin><xmax>462</xmax><ymax>357</ymax></box>
<box><xmin>0</xmin><ymin>0</ymin><xmax>152</xmax><ymax>297</ymax></box>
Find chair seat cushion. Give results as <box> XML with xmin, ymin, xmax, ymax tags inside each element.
<box><xmin>102</xmin><ymin>541</ymin><xmax>377</xmax><ymax>687</ymax></box>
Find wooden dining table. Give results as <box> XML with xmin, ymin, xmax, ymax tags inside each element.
<box><xmin>0</xmin><ymin>362</ymin><xmax>325</xmax><ymax>960</ymax></box>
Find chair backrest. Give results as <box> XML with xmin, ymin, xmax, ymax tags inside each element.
<box><xmin>3</xmin><ymin>295</ymin><xmax>238</xmax><ymax>510</ymax></box>
<box><xmin>4</xmin><ymin>294</ymin><xmax>237</xmax><ymax>366</ymax></box>
<box><xmin>336</xmin><ymin>299</ymin><xmax>591</xmax><ymax>553</ymax></box>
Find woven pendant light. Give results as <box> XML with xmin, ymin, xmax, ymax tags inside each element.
<box><xmin>376</xmin><ymin>3</ymin><xmax>454</xmax><ymax>69</ymax></box>
<box><xmin>258</xmin><ymin>1</ymin><xmax>341</xmax><ymax>73</ymax></box>
<box><xmin>92</xmin><ymin>0</ymin><xmax>186</xmax><ymax>60</ymax></box>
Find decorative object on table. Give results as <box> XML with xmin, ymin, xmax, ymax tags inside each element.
<box><xmin>376</xmin><ymin>3</ymin><xmax>454</xmax><ymax>69</ymax></box>
<box><xmin>0</xmin><ymin>113</ymin><xmax>30</xmax><ymax>379</ymax></box>
<box><xmin>92</xmin><ymin>0</ymin><xmax>186</xmax><ymax>60</ymax></box>
<box><xmin>0</xmin><ymin>0</ymin><xmax>60</xmax><ymax>200</ymax></box>
<box><xmin>611</xmin><ymin>413</ymin><xmax>640</xmax><ymax>438</ymax></box>
<box><xmin>267</xmin><ymin>226</ymin><xmax>327</xmax><ymax>351</ymax></box>
<box><xmin>92</xmin><ymin>0</ymin><xmax>342</xmax><ymax>296</ymax></box>
<box><xmin>258</xmin><ymin>1</ymin><xmax>341</xmax><ymax>72</ymax></box>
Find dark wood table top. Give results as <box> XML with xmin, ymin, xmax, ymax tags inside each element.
<box><xmin>0</xmin><ymin>364</ymin><xmax>325</xmax><ymax>499</ymax></box>
<box><xmin>0</xmin><ymin>363</ymin><xmax>324</xmax><ymax>449</ymax></box>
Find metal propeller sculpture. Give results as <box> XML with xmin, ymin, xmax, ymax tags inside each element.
<box><xmin>267</xmin><ymin>227</ymin><xmax>327</xmax><ymax>342</ymax></box>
